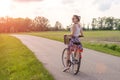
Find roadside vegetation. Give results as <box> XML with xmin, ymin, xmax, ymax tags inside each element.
<box><xmin>0</xmin><ymin>34</ymin><xmax>54</xmax><ymax>80</ymax></box>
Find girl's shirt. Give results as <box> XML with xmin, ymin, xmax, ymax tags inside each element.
<box><xmin>71</xmin><ymin>24</ymin><xmax>81</xmax><ymax>37</ymax></box>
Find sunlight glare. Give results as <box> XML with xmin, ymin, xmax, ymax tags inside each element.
<box><xmin>0</xmin><ymin>0</ymin><xmax>12</xmax><ymax>16</ymax></box>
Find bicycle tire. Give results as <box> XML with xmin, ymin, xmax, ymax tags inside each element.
<box><xmin>62</xmin><ymin>48</ymin><xmax>71</xmax><ymax>67</ymax></box>
<box><xmin>73</xmin><ymin>53</ymin><xmax>81</xmax><ymax>75</ymax></box>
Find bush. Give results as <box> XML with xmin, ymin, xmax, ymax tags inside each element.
<box><xmin>98</xmin><ymin>43</ymin><xmax>120</xmax><ymax>52</ymax></box>
<box><xmin>109</xmin><ymin>44</ymin><xmax>117</xmax><ymax>50</ymax></box>
<box><xmin>103</xmin><ymin>44</ymin><xmax>108</xmax><ymax>47</ymax></box>
<box><xmin>115</xmin><ymin>46</ymin><xmax>120</xmax><ymax>52</ymax></box>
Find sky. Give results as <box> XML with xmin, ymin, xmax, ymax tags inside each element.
<box><xmin>0</xmin><ymin>0</ymin><xmax>120</xmax><ymax>27</ymax></box>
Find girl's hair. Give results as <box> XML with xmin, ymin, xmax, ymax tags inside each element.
<box><xmin>73</xmin><ymin>15</ymin><xmax>81</xmax><ymax>22</ymax></box>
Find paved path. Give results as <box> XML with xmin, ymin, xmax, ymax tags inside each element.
<box><xmin>12</xmin><ymin>35</ymin><xmax>120</xmax><ymax>80</ymax></box>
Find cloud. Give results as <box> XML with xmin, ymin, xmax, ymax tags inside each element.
<box><xmin>93</xmin><ymin>0</ymin><xmax>120</xmax><ymax>11</ymax></box>
<box><xmin>62</xmin><ymin>0</ymin><xmax>75</xmax><ymax>4</ymax></box>
<box><xmin>14</xmin><ymin>0</ymin><xmax>43</xmax><ymax>3</ymax></box>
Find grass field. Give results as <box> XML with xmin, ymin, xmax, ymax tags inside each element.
<box><xmin>0</xmin><ymin>35</ymin><xmax>54</xmax><ymax>80</ymax></box>
<box><xmin>27</xmin><ymin>31</ymin><xmax>120</xmax><ymax>57</ymax></box>
<box><xmin>83</xmin><ymin>31</ymin><xmax>120</xmax><ymax>43</ymax></box>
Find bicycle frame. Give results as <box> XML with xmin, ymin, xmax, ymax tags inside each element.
<box><xmin>62</xmin><ymin>35</ymin><xmax>83</xmax><ymax>75</ymax></box>
<box><xmin>70</xmin><ymin>44</ymin><xmax>82</xmax><ymax>58</ymax></box>
<box><xmin>62</xmin><ymin>44</ymin><xmax>82</xmax><ymax>75</ymax></box>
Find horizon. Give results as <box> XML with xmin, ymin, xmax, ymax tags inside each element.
<box><xmin>0</xmin><ymin>0</ymin><xmax>120</xmax><ymax>27</ymax></box>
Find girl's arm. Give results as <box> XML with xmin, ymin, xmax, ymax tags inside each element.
<box><xmin>80</xmin><ymin>29</ymin><xmax>84</xmax><ymax>37</ymax></box>
<box><xmin>80</xmin><ymin>24</ymin><xmax>84</xmax><ymax>37</ymax></box>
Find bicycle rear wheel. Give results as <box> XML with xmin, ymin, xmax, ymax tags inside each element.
<box><xmin>71</xmin><ymin>52</ymin><xmax>81</xmax><ymax>75</ymax></box>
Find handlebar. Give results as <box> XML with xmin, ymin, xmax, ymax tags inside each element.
<box><xmin>64</xmin><ymin>35</ymin><xmax>84</xmax><ymax>38</ymax></box>
<box><xmin>78</xmin><ymin>35</ymin><xmax>84</xmax><ymax>38</ymax></box>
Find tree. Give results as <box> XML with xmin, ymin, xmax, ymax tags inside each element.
<box><xmin>54</xmin><ymin>21</ymin><xmax>62</xmax><ymax>30</ymax></box>
<box><xmin>105</xmin><ymin>17</ymin><xmax>114</xmax><ymax>30</ymax></box>
<box><xmin>87</xmin><ymin>23</ymin><xmax>90</xmax><ymax>30</ymax></box>
<box><xmin>0</xmin><ymin>17</ymin><xmax>5</xmax><ymax>33</ymax></box>
<box><xmin>97</xmin><ymin>17</ymin><xmax>104</xmax><ymax>30</ymax></box>
<box><xmin>91</xmin><ymin>17</ymin><xmax>117</xmax><ymax>30</ymax></box>
<box><xmin>114</xmin><ymin>19</ymin><xmax>120</xmax><ymax>30</ymax></box>
<box><xmin>23</xmin><ymin>18</ymin><xmax>32</xmax><ymax>32</ymax></box>
<box><xmin>91</xmin><ymin>18</ymin><xmax>97</xmax><ymax>30</ymax></box>
<box><xmin>32</xmin><ymin>16</ymin><xmax>49</xmax><ymax>31</ymax></box>
<box><xmin>0</xmin><ymin>16</ymin><xmax>51</xmax><ymax>33</ymax></box>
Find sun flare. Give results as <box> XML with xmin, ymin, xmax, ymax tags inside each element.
<box><xmin>0</xmin><ymin>0</ymin><xmax>12</xmax><ymax>16</ymax></box>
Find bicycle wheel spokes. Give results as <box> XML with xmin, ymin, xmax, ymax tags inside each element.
<box><xmin>71</xmin><ymin>52</ymin><xmax>81</xmax><ymax>75</ymax></box>
<box><xmin>73</xmin><ymin>63</ymin><xmax>78</xmax><ymax>73</ymax></box>
<box><xmin>62</xmin><ymin>48</ymin><xmax>69</xmax><ymax>67</ymax></box>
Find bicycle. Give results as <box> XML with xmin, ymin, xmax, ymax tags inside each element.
<box><xmin>62</xmin><ymin>35</ymin><xmax>83</xmax><ymax>75</ymax></box>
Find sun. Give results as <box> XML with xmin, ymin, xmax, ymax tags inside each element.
<box><xmin>0</xmin><ymin>0</ymin><xmax>12</xmax><ymax>16</ymax></box>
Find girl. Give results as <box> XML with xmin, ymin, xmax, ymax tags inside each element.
<box><xmin>63</xmin><ymin>15</ymin><xmax>84</xmax><ymax>72</ymax></box>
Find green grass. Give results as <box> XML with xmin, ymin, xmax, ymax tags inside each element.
<box><xmin>83</xmin><ymin>42</ymin><xmax>120</xmax><ymax>56</ymax></box>
<box><xmin>27</xmin><ymin>31</ymin><xmax>120</xmax><ymax>57</ymax></box>
<box><xmin>0</xmin><ymin>34</ymin><xmax>54</xmax><ymax>80</ymax></box>
<box><xmin>83</xmin><ymin>30</ymin><xmax>120</xmax><ymax>42</ymax></box>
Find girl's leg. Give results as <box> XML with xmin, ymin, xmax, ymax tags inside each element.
<box><xmin>76</xmin><ymin>49</ymin><xmax>80</xmax><ymax>60</ymax></box>
<box><xmin>76</xmin><ymin>46</ymin><xmax>83</xmax><ymax>60</ymax></box>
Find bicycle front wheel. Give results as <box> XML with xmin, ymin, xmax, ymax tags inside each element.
<box><xmin>62</xmin><ymin>48</ymin><xmax>71</xmax><ymax>67</ymax></box>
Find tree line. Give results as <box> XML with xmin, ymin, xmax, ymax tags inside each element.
<box><xmin>83</xmin><ymin>17</ymin><xmax>120</xmax><ymax>30</ymax></box>
<box><xmin>0</xmin><ymin>16</ymin><xmax>63</xmax><ymax>33</ymax></box>
<box><xmin>0</xmin><ymin>16</ymin><xmax>120</xmax><ymax>33</ymax></box>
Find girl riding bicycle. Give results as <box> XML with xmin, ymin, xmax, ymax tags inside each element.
<box><xmin>63</xmin><ymin>15</ymin><xmax>84</xmax><ymax>71</ymax></box>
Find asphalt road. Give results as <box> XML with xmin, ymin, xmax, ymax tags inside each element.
<box><xmin>12</xmin><ymin>35</ymin><xmax>120</xmax><ymax>80</ymax></box>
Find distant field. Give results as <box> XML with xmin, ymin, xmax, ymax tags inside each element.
<box><xmin>27</xmin><ymin>31</ymin><xmax>120</xmax><ymax>42</ymax></box>
<box><xmin>83</xmin><ymin>31</ymin><xmax>120</xmax><ymax>43</ymax></box>
<box><xmin>0</xmin><ymin>35</ymin><xmax>54</xmax><ymax>80</ymax></box>
<box><xmin>27</xmin><ymin>31</ymin><xmax>120</xmax><ymax>57</ymax></box>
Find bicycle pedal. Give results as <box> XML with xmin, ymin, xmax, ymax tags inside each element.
<box><xmin>63</xmin><ymin>67</ymin><xmax>70</xmax><ymax>72</ymax></box>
